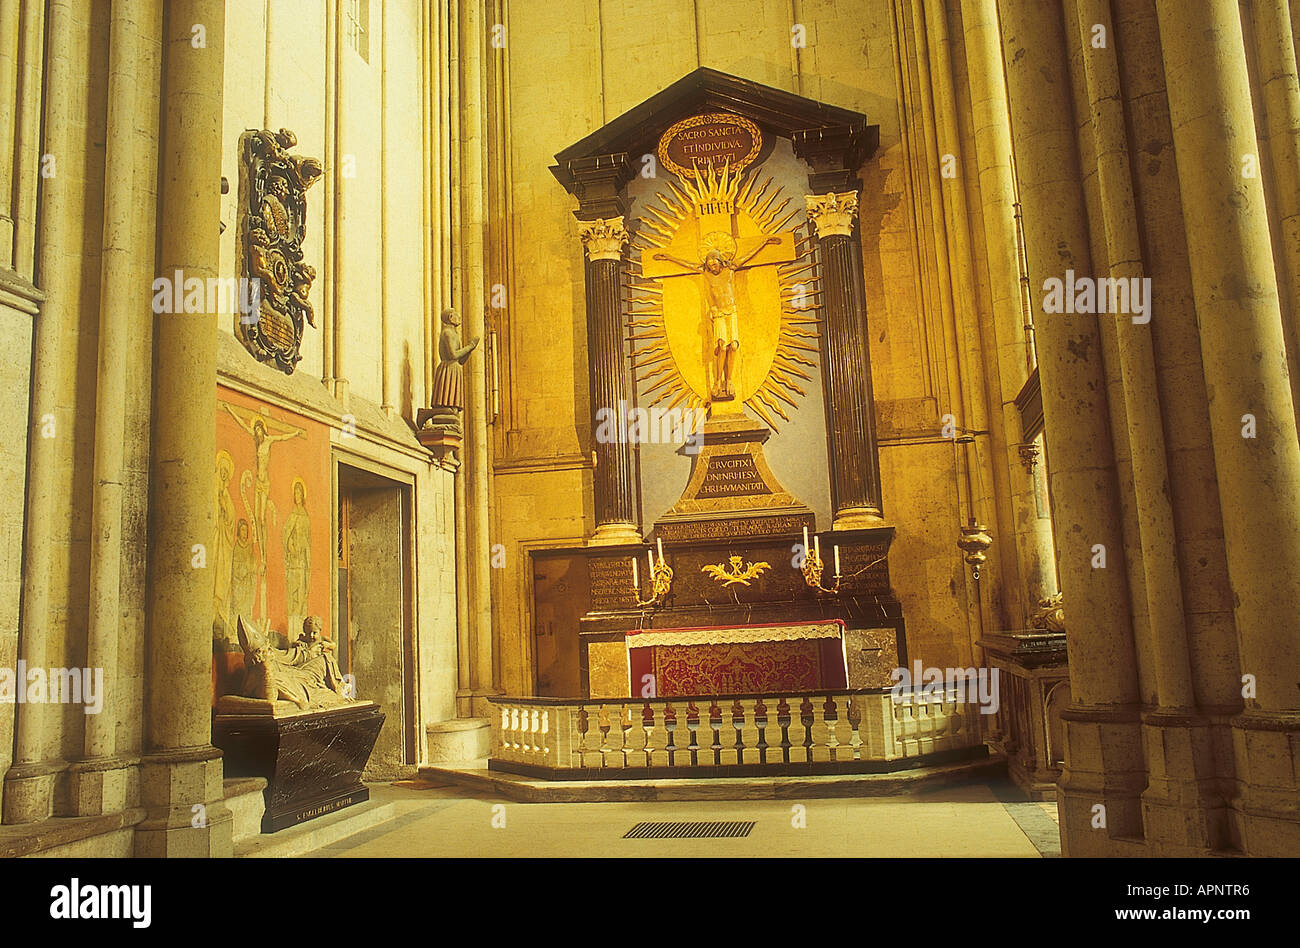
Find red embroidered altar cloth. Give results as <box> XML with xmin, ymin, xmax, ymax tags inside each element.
<box><xmin>626</xmin><ymin>621</ymin><xmax>848</xmax><ymax>697</ymax></box>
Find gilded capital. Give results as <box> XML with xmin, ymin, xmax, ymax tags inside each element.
<box><xmin>804</xmin><ymin>191</ymin><xmax>859</xmax><ymax>238</ymax></box>
<box><xmin>577</xmin><ymin>217</ymin><xmax>628</xmax><ymax>261</ymax></box>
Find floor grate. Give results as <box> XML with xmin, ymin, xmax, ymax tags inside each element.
<box><xmin>623</xmin><ymin>820</ymin><xmax>756</xmax><ymax>839</ymax></box>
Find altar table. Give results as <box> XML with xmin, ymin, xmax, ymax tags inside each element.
<box><xmin>626</xmin><ymin>620</ymin><xmax>848</xmax><ymax>697</ymax></box>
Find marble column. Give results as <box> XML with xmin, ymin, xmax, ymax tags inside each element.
<box><xmin>1156</xmin><ymin>0</ymin><xmax>1300</xmax><ymax>856</ymax></box>
<box><xmin>998</xmin><ymin>0</ymin><xmax>1145</xmax><ymax>854</ymax></box>
<box><xmin>136</xmin><ymin>0</ymin><xmax>232</xmax><ymax>857</ymax></box>
<box><xmin>804</xmin><ymin>191</ymin><xmax>884</xmax><ymax>528</ymax></box>
<box><xmin>579</xmin><ymin>216</ymin><xmax>640</xmax><ymax>545</ymax></box>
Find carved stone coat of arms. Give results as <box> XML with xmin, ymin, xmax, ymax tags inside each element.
<box><xmin>236</xmin><ymin>128</ymin><xmax>323</xmax><ymax>373</ymax></box>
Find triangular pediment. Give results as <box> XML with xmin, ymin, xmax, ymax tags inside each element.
<box><xmin>552</xmin><ymin>68</ymin><xmax>878</xmax><ymax>196</ymax></box>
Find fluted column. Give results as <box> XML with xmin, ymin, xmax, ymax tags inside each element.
<box><xmin>804</xmin><ymin>191</ymin><xmax>884</xmax><ymax>527</ymax></box>
<box><xmin>579</xmin><ymin>216</ymin><xmax>640</xmax><ymax>544</ymax></box>
<box><xmin>136</xmin><ymin>0</ymin><xmax>232</xmax><ymax>857</ymax></box>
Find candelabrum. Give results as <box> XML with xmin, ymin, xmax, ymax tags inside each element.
<box><xmin>631</xmin><ymin>551</ymin><xmax>674</xmax><ymax>607</ymax></box>
<box><xmin>800</xmin><ymin>546</ymin><xmax>841</xmax><ymax>594</ymax></box>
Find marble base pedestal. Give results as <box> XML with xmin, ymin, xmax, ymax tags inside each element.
<box><xmin>212</xmin><ymin>699</ymin><xmax>385</xmax><ymax>833</ymax></box>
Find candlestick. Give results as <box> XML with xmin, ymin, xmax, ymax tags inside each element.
<box><xmin>834</xmin><ymin>545</ymin><xmax>841</xmax><ymax>576</ymax></box>
<box><xmin>631</xmin><ymin>556</ymin><xmax>639</xmax><ymax>588</ymax></box>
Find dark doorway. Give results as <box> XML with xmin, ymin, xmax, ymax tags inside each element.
<box><xmin>337</xmin><ymin>463</ymin><xmax>416</xmax><ymax>776</ymax></box>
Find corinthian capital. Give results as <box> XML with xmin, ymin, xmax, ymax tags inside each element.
<box><xmin>804</xmin><ymin>191</ymin><xmax>859</xmax><ymax>238</ymax></box>
<box><xmin>577</xmin><ymin>217</ymin><xmax>628</xmax><ymax>261</ymax></box>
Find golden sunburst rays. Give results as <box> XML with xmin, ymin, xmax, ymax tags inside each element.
<box><xmin>624</xmin><ymin>161</ymin><xmax>823</xmax><ymax>431</ymax></box>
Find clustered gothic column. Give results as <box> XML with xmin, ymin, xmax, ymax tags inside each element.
<box><xmin>1156</xmin><ymin>0</ymin><xmax>1300</xmax><ymax>854</ymax></box>
<box><xmin>998</xmin><ymin>0</ymin><xmax>1146</xmax><ymax>854</ymax></box>
<box><xmin>962</xmin><ymin>0</ymin><xmax>1058</xmax><ymax>617</ymax></box>
<box><xmin>137</xmin><ymin>0</ymin><xmax>232</xmax><ymax>857</ymax></box>
<box><xmin>578</xmin><ymin>216</ymin><xmax>640</xmax><ymax>544</ymax></box>
<box><xmin>804</xmin><ymin>190</ymin><xmax>884</xmax><ymax>527</ymax></box>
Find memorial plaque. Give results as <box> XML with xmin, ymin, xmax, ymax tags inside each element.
<box><xmin>588</xmin><ymin>556</ymin><xmax>636</xmax><ymax>611</ymax></box>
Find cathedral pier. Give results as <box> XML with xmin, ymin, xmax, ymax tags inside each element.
<box><xmin>1156</xmin><ymin>0</ymin><xmax>1300</xmax><ymax>856</ymax></box>
<box><xmin>135</xmin><ymin>0</ymin><xmax>232</xmax><ymax>858</ymax></box>
<box><xmin>998</xmin><ymin>0</ymin><xmax>1146</xmax><ymax>855</ymax></box>
<box><xmin>962</xmin><ymin>0</ymin><xmax>1057</xmax><ymax>619</ymax></box>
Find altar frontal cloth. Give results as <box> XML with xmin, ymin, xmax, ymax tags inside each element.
<box><xmin>626</xmin><ymin>621</ymin><xmax>848</xmax><ymax>697</ymax></box>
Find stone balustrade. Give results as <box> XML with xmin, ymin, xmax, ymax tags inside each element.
<box><xmin>490</xmin><ymin>688</ymin><xmax>985</xmax><ymax>777</ymax></box>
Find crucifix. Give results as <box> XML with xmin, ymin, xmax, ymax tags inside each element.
<box><xmin>642</xmin><ymin>204</ymin><xmax>797</xmax><ymax>405</ymax></box>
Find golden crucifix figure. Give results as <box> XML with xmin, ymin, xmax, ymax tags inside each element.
<box><xmin>652</xmin><ymin>232</ymin><xmax>781</xmax><ymax>400</ymax></box>
<box><xmin>630</xmin><ymin>161</ymin><xmax>822</xmax><ymax>430</ymax></box>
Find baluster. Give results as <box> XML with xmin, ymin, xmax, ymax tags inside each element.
<box><xmin>537</xmin><ymin>709</ymin><xmax>552</xmax><ymax>764</ymax></box>
<box><xmin>685</xmin><ymin>701</ymin><xmax>701</xmax><ymax>768</ymax></box>
<box><xmin>830</xmin><ymin>695</ymin><xmax>856</xmax><ymax>761</ymax></box>
<box><xmin>786</xmin><ymin>696</ymin><xmax>809</xmax><ymax>764</ymax></box>
<box><xmin>776</xmin><ymin>697</ymin><xmax>791</xmax><ymax>764</ymax></box>
<box><xmin>738</xmin><ymin>698</ymin><xmax>761</xmax><ymax>765</ymax></box>
<box><xmin>664</xmin><ymin>701</ymin><xmax>684</xmax><ymax>768</ymax></box>
<box><xmin>646</xmin><ymin>701</ymin><xmax>671</xmax><ymax>767</ymax></box>
<box><xmin>623</xmin><ymin>700</ymin><xmax>648</xmax><ymax>768</ymax></box>
<box><xmin>726</xmin><ymin>699</ymin><xmax>746</xmax><ymax>766</ymax></box>
<box><xmin>844</xmin><ymin>695</ymin><xmax>864</xmax><ymax>761</ymax></box>
<box><xmin>808</xmin><ymin>695</ymin><xmax>832</xmax><ymax>763</ymax></box>
<box><xmin>708</xmin><ymin>700</ymin><xmax>723</xmax><ymax>766</ymax></box>
<box><xmin>601</xmin><ymin>702</ymin><xmax>628</xmax><ymax>769</ymax></box>
<box><xmin>753</xmin><ymin>698</ymin><xmax>769</xmax><ymax>764</ymax></box>
<box><xmin>822</xmin><ymin>695</ymin><xmax>847</xmax><ymax>762</ymax></box>
<box><xmin>575</xmin><ymin>705</ymin><xmax>596</xmax><ymax>768</ymax></box>
<box><xmin>496</xmin><ymin>706</ymin><xmax>510</xmax><ymax>760</ymax></box>
<box><xmin>524</xmin><ymin>708</ymin><xmax>538</xmax><ymax>760</ymax></box>
<box><xmin>509</xmin><ymin>706</ymin><xmax>521</xmax><ymax>757</ymax></box>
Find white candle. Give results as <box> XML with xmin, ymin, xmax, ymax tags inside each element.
<box><xmin>631</xmin><ymin>557</ymin><xmax>639</xmax><ymax>588</ymax></box>
<box><xmin>803</xmin><ymin>526</ymin><xmax>809</xmax><ymax>553</ymax></box>
<box><xmin>814</xmin><ymin>534</ymin><xmax>821</xmax><ymax>561</ymax></box>
<box><xmin>834</xmin><ymin>545</ymin><xmax>841</xmax><ymax>576</ymax></box>
<box><xmin>648</xmin><ymin>548</ymin><xmax>655</xmax><ymax>577</ymax></box>
<box><xmin>657</xmin><ymin>537</ymin><xmax>664</xmax><ymax>562</ymax></box>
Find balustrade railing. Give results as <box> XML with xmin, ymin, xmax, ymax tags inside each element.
<box><xmin>490</xmin><ymin>688</ymin><xmax>983</xmax><ymax>776</ymax></box>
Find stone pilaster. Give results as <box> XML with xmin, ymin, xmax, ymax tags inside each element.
<box><xmin>578</xmin><ymin>216</ymin><xmax>640</xmax><ymax>544</ymax></box>
<box><xmin>804</xmin><ymin>191</ymin><xmax>884</xmax><ymax>528</ymax></box>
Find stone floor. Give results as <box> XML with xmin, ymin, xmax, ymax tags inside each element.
<box><xmin>307</xmin><ymin>779</ymin><xmax>1062</xmax><ymax>857</ymax></box>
